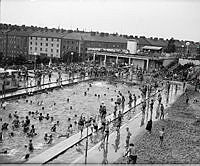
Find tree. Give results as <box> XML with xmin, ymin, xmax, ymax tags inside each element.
<box><xmin>36</xmin><ymin>55</ymin><xmax>41</xmax><ymax>64</ymax></box>
<box><xmin>166</xmin><ymin>38</ymin><xmax>176</xmax><ymax>53</ymax></box>
<box><xmin>14</xmin><ymin>55</ymin><xmax>26</xmax><ymax>65</ymax></box>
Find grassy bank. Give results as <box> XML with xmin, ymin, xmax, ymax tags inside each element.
<box><xmin>115</xmin><ymin>89</ymin><xmax>200</xmax><ymax>164</ymax></box>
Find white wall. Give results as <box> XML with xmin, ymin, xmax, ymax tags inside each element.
<box><xmin>127</xmin><ymin>40</ymin><xmax>137</xmax><ymax>54</ymax></box>
<box><xmin>179</xmin><ymin>58</ymin><xmax>200</xmax><ymax>66</ymax></box>
<box><xmin>28</xmin><ymin>37</ymin><xmax>61</xmax><ymax>58</ymax></box>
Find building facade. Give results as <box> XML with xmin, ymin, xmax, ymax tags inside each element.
<box><xmin>28</xmin><ymin>31</ymin><xmax>64</xmax><ymax>59</ymax></box>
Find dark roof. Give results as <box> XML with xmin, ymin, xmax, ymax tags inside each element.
<box><xmin>145</xmin><ymin>38</ymin><xmax>167</xmax><ymax>47</ymax></box>
<box><xmin>136</xmin><ymin>37</ymin><xmax>151</xmax><ymax>46</ymax></box>
<box><xmin>82</xmin><ymin>33</ymin><xmax>127</xmax><ymax>43</ymax></box>
<box><xmin>63</xmin><ymin>32</ymin><xmax>82</xmax><ymax>40</ymax></box>
<box><xmin>7</xmin><ymin>29</ymin><xmax>34</xmax><ymax>37</ymax></box>
<box><xmin>63</xmin><ymin>32</ymin><xmax>127</xmax><ymax>43</ymax></box>
<box><xmin>0</xmin><ymin>29</ymin><xmax>13</xmax><ymax>35</ymax></box>
<box><xmin>30</xmin><ymin>30</ymin><xmax>64</xmax><ymax>38</ymax></box>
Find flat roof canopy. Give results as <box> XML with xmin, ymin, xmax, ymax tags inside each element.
<box><xmin>142</xmin><ymin>46</ymin><xmax>162</xmax><ymax>50</ymax></box>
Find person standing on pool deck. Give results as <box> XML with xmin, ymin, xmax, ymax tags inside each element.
<box><xmin>128</xmin><ymin>92</ymin><xmax>133</xmax><ymax>108</ymax></box>
<box><xmin>113</xmin><ymin>102</ymin><xmax>118</xmax><ymax>119</ymax></box>
<box><xmin>146</xmin><ymin>119</ymin><xmax>152</xmax><ymax>134</ymax></box>
<box><xmin>158</xmin><ymin>93</ymin><xmax>162</xmax><ymax>105</ymax></box>
<box><xmin>78</xmin><ymin>116</ymin><xmax>84</xmax><ymax>138</ymax></box>
<box><xmin>150</xmin><ymin>99</ymin><xmax>154</xmax><ymax>116</ymax></box>
<box><xmin>160</xmin><ymin>104</ymin><xmax>165</xmax><ymax>120</ymax></box>
<box><xmin>159</xmin><ymin>128</ymin><xmax>164</xmax><ymax>147</ymax></box>
<box><xmin>121</xmin><ymin>94</ymin><xmax>125</xmax><ymax>112</ymax></box>
<box><xmin>133</xmin><ymin>94</ymin><xmax>137</xmax><ymax>107</ymax></box>
<box><xmin>125</xmin><ymin>127</ymin><xmax>132</xmax><ymax>150</ymax></box>
<box><xmin>116</xmin><ymin>95</ymin><xmax>122</xmax><ymax>110</ymax></box>
<box><xmin>104</xmin><ymin>122</ymin><xmax>109</xmax><ymax>143</ymax></box>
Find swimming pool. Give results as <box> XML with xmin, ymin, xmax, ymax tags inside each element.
<box><xmin>0</xmin><ymin>80</ymin><xmax>141</xmax><ymax>163</ymax></box>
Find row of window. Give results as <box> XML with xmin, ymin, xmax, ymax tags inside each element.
<box><xmin>30</xmin><ymin>37</ymin><xmax>60</xmax><ymax>42</ymax></box>
<box><xmin>30</xmin><ymin>47</ymin><xmax>59</xmax><ymax>53</ymax></box>
<box><xmin>30</xmin><ymin>42</ymin><xmax>59</xmax><ymax>47</ymax></box>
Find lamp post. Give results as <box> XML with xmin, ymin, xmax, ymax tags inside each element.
<box><xmin>186</xmin><ymin>42</ymin><xmax>190</xmax><ymax>57</ymax></box>
<box><xmin>71</xmin><ymin>52</ymin><xmax>74</xmax><ymax>64</ymax></box>
<box><xmin>181</xmin><ymin>45</ymin><xmax>185</xmax><ymax>57</ymax></box>
<box><xmin>85</xmin><ymin>119</ymin><xmax>90</xmax><ymax>164</ymax></box>
<box><xmin>33</xmin><ymin>52</ymin><xmax>37</xmax><ymax>70</ymax></box>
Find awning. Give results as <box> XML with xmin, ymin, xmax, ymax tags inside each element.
<box><xmin>142</xmin><ymin>46</ymin><xmax>162</xmax><ymax>51</ymax></box>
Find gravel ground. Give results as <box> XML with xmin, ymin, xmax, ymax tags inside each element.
<box><xmin>115</xmin><ymin>89</ymin><xmax>200</xmax><ymax>164</ymax></box>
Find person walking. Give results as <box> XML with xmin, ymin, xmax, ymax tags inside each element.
<box><xmin>128</xmin><ymin>93</ymin><xmax>133</xmax><ymax>108</ymax></box>
<box><xmin>150</xmin><ymin>99</ymin><xmax>154</xmax><ymax>117</ymax></box>
<box><xmin>146</xmin><ymin>119</ymin><xmax>152</xmax><ymax>134</ymax></box>
<box><xmin>124</xmin><ymin>143</ymin><xmax>137</xmax><ymax>164</ymax></box>
<box><xmin>158</xmin><ymin>93</ymin><xmax>162</xmax><ymax>105</ymax></box>
<box><xmin>125</xmin><ymin>127</ymin><xmax>132</xmax><ymax>150</ymax></box>
<box><xmin>121</xmin><ymin>95</ymin><xmax>125</xmax><ymax>112</ymax></box>
<box><xmin>159</xmin><ymin>128</ymin><xmax>164</xmax><ymax>147</ymax></box>
<box><xmin>133</xmin><ymin>94</ymin><xmax>137</xmax><ymax>107</ymax></box>
<box><xmin>160</xmin><ymin>104</ymin><xmax>164</xmax><ymax>120</ymax></box>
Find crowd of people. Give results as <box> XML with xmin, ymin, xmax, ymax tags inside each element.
<box><xmin>0</xmin><ymin>59</ymin><xmax>196</xmax><ymax>164</ymax></box>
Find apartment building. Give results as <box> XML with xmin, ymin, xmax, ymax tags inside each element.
<box><xmin>29</xmin><ymin>30</ymin><xmax>64</xmax><ymax>58</ymax></box>
<box><xmin>0</xmin><ymin>29</ymin><xmax>32</xmax><ymax>58</ymax></box>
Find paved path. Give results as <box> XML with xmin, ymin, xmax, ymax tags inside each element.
<box><xmin>71</xmin><ymin>84</ymin><xmax>184</xmax><ymax>164</ymax></box>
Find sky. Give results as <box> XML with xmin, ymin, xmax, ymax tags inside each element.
<box><xmin>1</xmin><ymin>0</ymin><xmax>200</xmax><ymax>42</ymax></box>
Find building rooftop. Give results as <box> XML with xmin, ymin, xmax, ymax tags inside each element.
<box><xmin>7</xmin><ymin>29</ymin><xmax>34</xmax><ymax>37</ymax></box>
<box><xmin>30</xmin><ymin>30</ymin><xmax>65</xmax><ymax>38</ymax></box>
<box><xmin>136</xmin><ymin>37</ymin><xmax>151</xmax><ymax>46</ymax></box>
<box><xmin>145</xmin><ymin>38</ymin><xmax>167</xmax><ymax>47</ymax></box>
<box><xmin>62</xmin><ymin>32</ymin><xmax>82</xmax><ymax>40</ymax></box>
<box><xmin>63</xmin><ymin>32</ymin><xmax>127</xmax><ymax>43</ymax></box>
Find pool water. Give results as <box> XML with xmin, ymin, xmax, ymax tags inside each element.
<box><xmin>0</xmin><ymin>81</ymin><xmax>141</xmax><ymax>163</ymax></box>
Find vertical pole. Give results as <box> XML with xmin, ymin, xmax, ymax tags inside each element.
<box><xmin>5</xmin><ymin>32</ymin><xmax>8</xmax><ymax>58</ymax></box>
<box><xmin>146</xmin><ymin>59</ymin><xmax>149</xmax><ymax>72</ymax></box>
<box><xmin>128</xmin><ymin>58</ymin><xmax>131</xmax><ymax>66</ymax></box>
<box><xmin>78</xmin><ymin>40</ymin><xmax>81</xmax><ymax>62</ymax></box>
<box><xmin>85</xmin><ymin>125</ymin><xmax>89</xmax><ymax>164</ymax></box>
<box><xmin>34</xmin><ymin>54</ymin><xmax>36</xmax><ymax>70</ymax></box>
<box><xmin>93</xmin><ymin>53</ymin><xmax>95</xmax><ymax>61</ymax></box>
<box><xmin>104</xmin><ymin>54</ymin><xmax>107</xmax><ymax>66</ymax></box>
<box><xmin>116</xmin><ymin>56</ymin><xmax>118</xmax><ymax>65</ymax></box>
